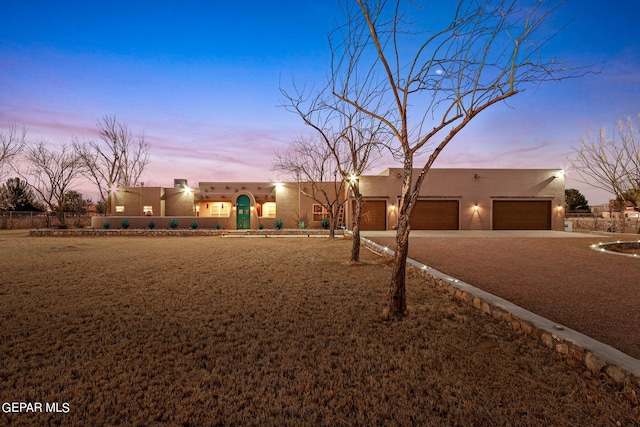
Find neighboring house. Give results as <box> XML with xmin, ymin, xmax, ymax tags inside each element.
<box><xmin>86</xmin><ymin>203</ymin><xmax>99</xmax><ymax>217</ymax></box>
<box><xmin>92</xmin><ymin>168</ymin><xmax>566</xmax><ymax>231</ymax></box>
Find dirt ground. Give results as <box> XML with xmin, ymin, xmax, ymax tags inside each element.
<box><xmin>370</xmin><ymin>233</ymin><xmax>640</xmax><ymax>360</ymax></box>
<box><xmin>0</xmin><ymin>231</ymin><xmax>638</xmax><ymax>425</ymax></box>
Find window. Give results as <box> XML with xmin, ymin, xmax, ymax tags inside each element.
<box><xmin>312</xmin><ymin>204</ymin><xmax>330</xmax><ymax>221</ymax></box>
<box><xmin>210</xmin><ymin>202</ymin><xmax>231</xmax><ymax>218</ymax></box>
<box><xmin>261</xmin><ymin>202</ymin><xmax>276</xmax><ymax>218</ymax></box>
<box><xmin>115</xmin><ymin>205</ymin><xmax>125</xmax><ymax>213</ymax></box>
<box><xmin>143</xmin><ymin>206</ymin><xmax>153</xmax><ymax>216</ymax></box>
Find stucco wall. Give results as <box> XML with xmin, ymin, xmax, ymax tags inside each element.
<box><xmin>351</xmin><ymin>168</ymin><xmax>565</xmax><ymax>231</ymax></box>
<box><xmin>110</xmin><ymin>186</ymin><xmax>195</xmax><ymax>217</ymax></box>
<box><xmin>91</xmin><ymin>216</ymin><xmax>233</xmax><ymax>230</ymax></box>
<box><xmin>275</xmin><ymin>181</ymin><xmax>344</xmax><ymax>229</ymax></box>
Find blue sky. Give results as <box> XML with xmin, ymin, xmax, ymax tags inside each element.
<box><xmin>1</xmin><ymin>1</ymin><xmax>639</xmax><ymax>204</ymax></box>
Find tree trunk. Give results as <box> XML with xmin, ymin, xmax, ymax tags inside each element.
<box><xmin>389</xmin><ymin>213</ymin><xmax>410</xmax><ymax>318</ymax></box>
<box><xmin>351</xmin><ymin>192</ymin><xmax>363</xmax><ymax>262</ymax></box>
<box><xmin>57</xmin><ymin>201</ymin><xmax>66</xmax><ymax>228</ymax></box>
<box><xmin>388</xmin><ymin>162</ymin><xmax>415</xmax><ymax>319</ymax></box>
<box><xmin>328</xmin><ymin>205</ymin><xmax>336</xmax><ymax>238</ymax></box>
<box><xmin>105</xmin><ymin>195</ymin><xmax>112</xmax><ymax>216</ymax></box>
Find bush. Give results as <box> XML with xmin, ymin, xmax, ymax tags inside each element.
<box><xmin>258</xmin><ymin>223</ymin><xmax>264</xmax><ymax>230</ymax></box>
<box><xmin>321</xmin><ymin>218</ymin><xmax>330</xmax><ymax>229</ymax></box>
<box><xmin>215</xmin><ymin>223</ymin><xmax>221</xmax><ymax>230</ymax></box>
<box><xmin>274</xmin><ymin>219</ymin><xmax>283</xmax><ymax>230</ymax></box>
<box><xmin>169</xmin><ymin>218</ymin><xmax>179</xmax><ymax>229</ymax></box>
<box><xmin>103</xmin><ymin>221</ymin><xmax>110</xmax><ymax>229</ymax></box>
<box><xmin>191</xmin><ymin>221</ymin><xmax>198</xmax><ymax>229</ymax></box>
<box><xmin>298</xmin><ymin>221</ymin><xmax>307</xmax><ymax>229</ymax></box>
<box><xmin>120</xmin><ymin>219</ymin><xmax>130</xmax><ymax>229</ymax></box>
<box><xmin>148</xmin><ymin>221</ymin><xmax>155</xmax><ymax>229</ymax></box>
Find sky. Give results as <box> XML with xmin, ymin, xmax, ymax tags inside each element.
<box><xmin>1</xmin><ymin>1</ymin><xmax>639</xmax><ymax>205</ymax></box>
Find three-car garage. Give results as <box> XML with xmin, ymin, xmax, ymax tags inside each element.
<box><xmin>347</xmin><ymin>168</ymin><xmax>562</xmax><ymax>231</ymax></box>
<box><xmin>356</xmin><ymin>198</ymin><xmax>553</xmax><ymax>231</ymax></box>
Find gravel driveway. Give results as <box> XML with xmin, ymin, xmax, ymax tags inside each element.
<box><xmin>366</xmin><ymin>230</ymin><xmax>640</xmax><ymax>359</ymax></box>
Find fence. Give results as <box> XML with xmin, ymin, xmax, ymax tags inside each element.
<box><xmin>568</xmin><ymin>216</ymin><xmax>640</xmax><ymax>234</ymax></box>
<box><xmin>0</xmin><ymin>211</ymin><xmax>92</xmax><ymax>230</ymax></box>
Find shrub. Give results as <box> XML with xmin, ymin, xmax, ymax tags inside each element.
<box><xmin>103</xmin><ymin>221</ymin><xmax>110</xmax><ymax>229</ymax></box>
<box><xmin>298</xmin><ymin>221</ymin><xmax>307</xmax><ymax>229</ymax></box>
<box><xmin>258</xmin><ymin>223</ymin><xmax>264</xmax><ymax>230</ymax></box>
<box><xmin>148</xmin><ymin>221</ymin><xmax>155</xmax><ymax>229</ymax></box>
<box><xmin>215</xmin><ymin>223</ymin><xmax>221</xmax><ymax>230</ymax></box>
<box><xmin>321</xmin><ymin>218</ymin><xmax>330</xmax><ymax>229</ymax></box>
<box><xmin>169</xmin><ymin>218</ymin><xmax>179</xmax><ymax>229</ymax></box>
<box><xmin>191</xmin><ymin>221</ymin><xmax>198</xmax><ymax>229</ymax></box>
<box><xmin>120</xmin><ymin>219</ymin><xmax>130</xmax><ymax>229</ymax></box>
<box><xmin>274</xmin><ymin>219</ymin><xmax>283</xmax><ymax>230</ymax></box>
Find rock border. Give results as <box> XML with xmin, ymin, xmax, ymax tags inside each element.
<box><xmin>28</xmin><ymin>228</ymin><xmax>343</xmax><ymax>237</ymax></box>
<box><xmin>590</xmin><ymin>240</ymin><xmax>640</xmax><ymax>259</ymax></box>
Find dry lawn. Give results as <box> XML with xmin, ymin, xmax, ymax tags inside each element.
<box><xmin>0</xmin><ymin>231</ymin><xmax>638</xmax><ymax>426</ymax></box>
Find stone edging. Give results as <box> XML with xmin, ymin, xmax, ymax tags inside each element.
<box><xmin>360</xmin><ymin>237</ymin><xmax>640</xmax><ymax>404</ymax></box>
<box><xmin>28</xmin><ymin>228</ymin><xmax>343</xmax><ymax>237</ymax></box>
<box><xmin>590</xmin><ymin>240</ymin><xmax>640</xmax><ymax>259</ymax></box>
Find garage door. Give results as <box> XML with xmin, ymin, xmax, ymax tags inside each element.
<box><xmin>356</xmin><ymin>200</ymin><xmax>386</xmax><ymax>230</ymax></box>
<box><xmin>493</xmin><ymin>200</ymin><xmax>551</xmax><ymax>230</ymax></box>
<box><xmin>411</xmin><ymin>200</ymin><xmax>459</xmax><ymax>230</ymax></box>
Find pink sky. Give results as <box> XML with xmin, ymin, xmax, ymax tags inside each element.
<box><xmin>2</xmin><ymin>1</ymin><xmax>640</xmax><ymax>205</ymax></box>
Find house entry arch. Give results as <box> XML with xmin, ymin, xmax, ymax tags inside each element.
<box><xmin>236</xmin><ymin>195</ymin><xmax>251</xmax><ymax>229</ymax></box>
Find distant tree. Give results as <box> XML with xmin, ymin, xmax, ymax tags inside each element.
<box><xmin>61</xmin><ymin>190</ymin><xmax>91</xmax><ymax>215</ymax></box>
<box><xmin>330</xmin><ymin>0</ymin><xmax>589</xmax><ymax>319</ymax></box>
<box><xmin>0</xmin><ymin>177</ymin><xmax>41</xmax><ymax>211</ymax></box>
<box><xmin>570</xmin><ymin>115</ymin><xmax>640</xmax><ymax>211</ymax></box>
<box><xmin>96</xmin><ymin>199</ymin><xmax>107</xmax><ymax>215</ymax></box>
<box><xmin>273</xmin><ymin>136</ymin><xmax>348</xmax><ymax>238</ymax></box>
<box><xmin>564</xmin><ymin>189</ymin><xmax>589</xmax><ymax>212</ymax></box>
<box><xmin>614</xmin><ymin>189</ymin><xmax>639</xmax><ymax>211</ymax></box>
<box><xmin>75</xmin><ymin>115</ymin><xmax>150</xmax><ymax>215</ymax></box>
<box><xmin>0</xmin><ymin>124</ymin><xmax>26</xmax><ymax>179</ymax></box>
<box><xmin>22</xmin><ymin>141</ymin><xmax>85</xmax><ymax>227</ymax></box>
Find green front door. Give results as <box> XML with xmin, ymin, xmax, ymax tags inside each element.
<box><xmin>236</xmin><ymin>195</ymin><xmax>250</xmax><ymax>229</ymax></box>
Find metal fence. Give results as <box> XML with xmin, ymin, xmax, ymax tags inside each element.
<box><xmin>0</xmin><ymin>211</ymin><xmax>92</xmax><ymax>229</ymax></box>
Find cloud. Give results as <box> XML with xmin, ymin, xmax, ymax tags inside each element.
<box><xmin>0</xmin><ymin>104</ymin><xmax>97</xmax><ymax>139</ymax></box>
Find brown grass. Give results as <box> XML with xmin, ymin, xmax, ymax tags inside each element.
<box><xmin>0</xmin><ymin>231</ymin><xmax>638</xmax><ymax>426</ymax></box>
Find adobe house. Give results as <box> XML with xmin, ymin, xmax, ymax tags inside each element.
<box><xmin>92</xmin><ymin>168</ymin><xmax>565</xmax><ymax>231</ymax></box>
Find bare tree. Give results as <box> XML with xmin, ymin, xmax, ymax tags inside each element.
<box><xmin>280</xmin><ymin>84</ymin><xmax>385</xmax><ymax>261</ymax></box>
<box><xmin>273</xmin><ymin>136</ymin><xmax>348</xmax><ymax>238</ymax></box>
<box><xmin>331</xmin><ymin>0</ymin><xmax>589</xmax><ymax>318</ymax></box>
<box><xmin>75</xmin><ymin>115</ymin><xmax>150</xmax><ymax>215</ymax></box>
<box><xmin>570</xmin><ymin>115</ymin><xmax>640</xmax><ymax>210</ymax></box>
<box><xmin>22</xmin><ymin>141</ymin><xmax>85</xmax><ymax>227</ymax></box>
<box><xmin>0</xmin><ymin>123</ymin><xmax>26</xmax><ymax>179</ymax></box>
